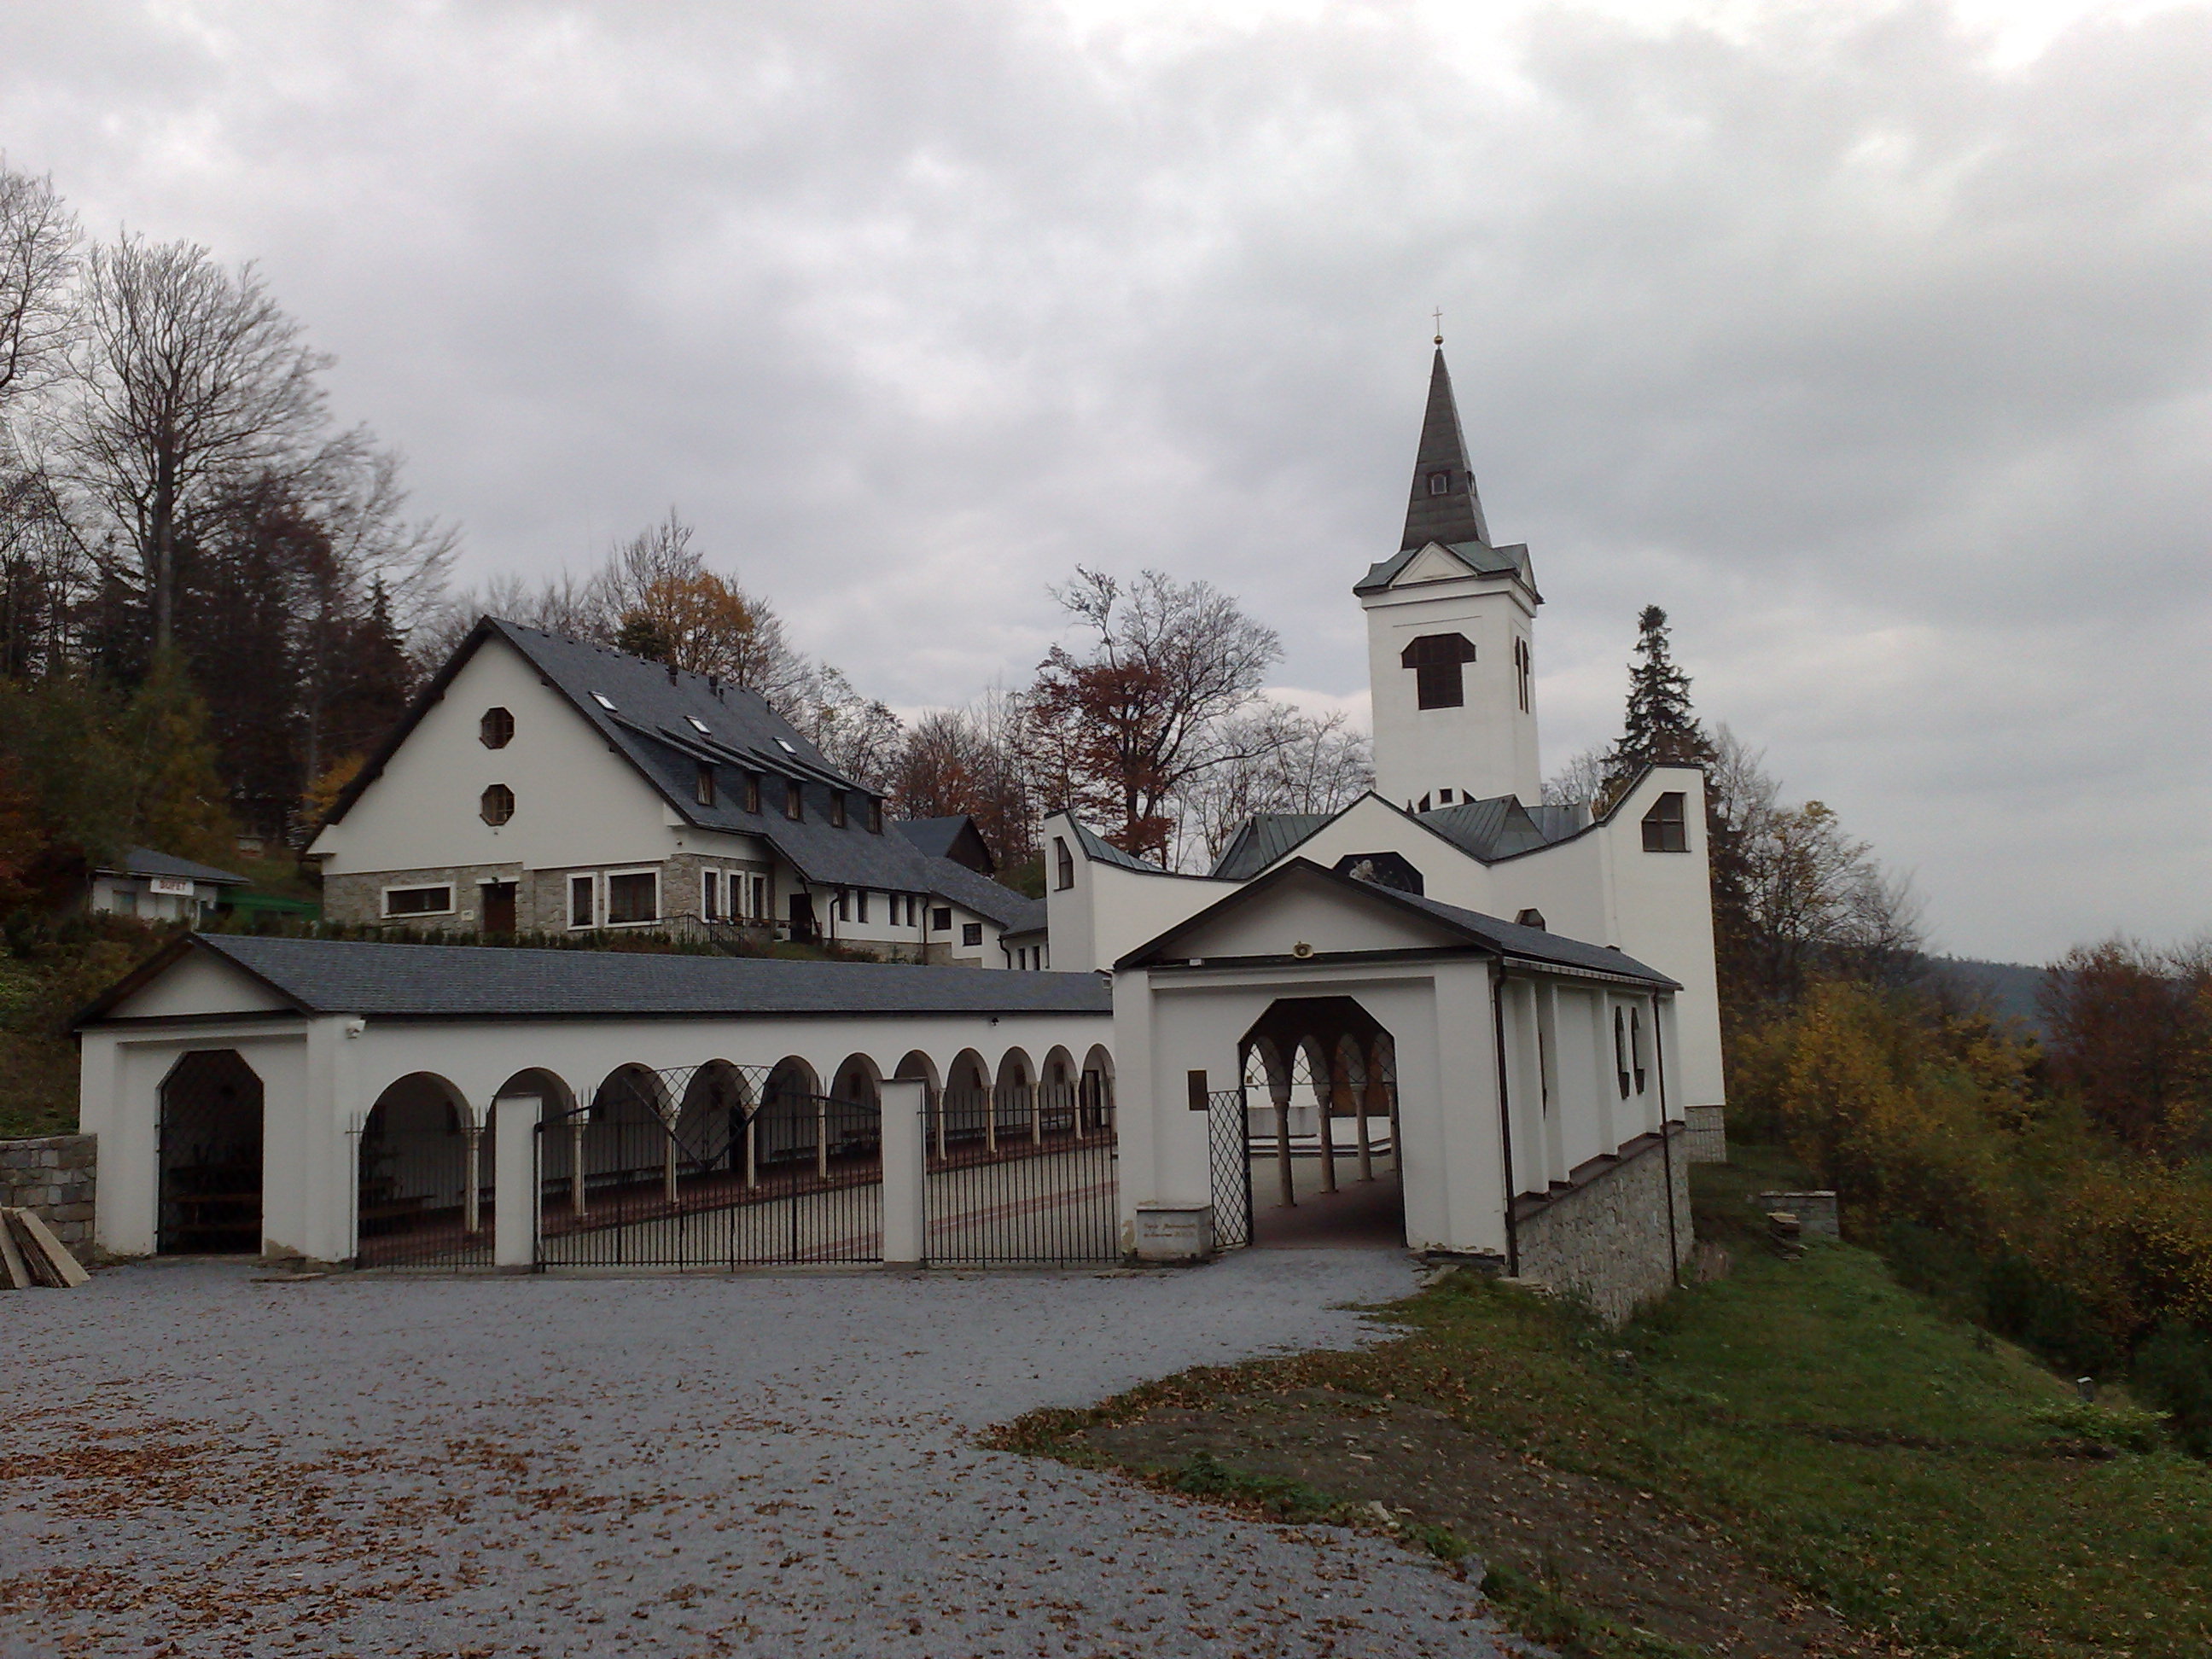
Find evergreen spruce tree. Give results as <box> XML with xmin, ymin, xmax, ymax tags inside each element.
<box><xmin>1602</xmin><ymin>605</ymin><xmax>1714</xmax><ymax>802</ymax></box>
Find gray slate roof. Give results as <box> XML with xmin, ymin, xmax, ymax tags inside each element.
<box><xmin>84</xmin><ymin>934</ymin><xmax>1113</xmax><ymax>1024</ymax></box>
<box><xmin>325</xmin><ymin>618</ymin><xmax>1035</xmax><ymax>925</ymax></box>
<box><xmin>1399</xmin><ymin>346</ymin><xmax>1493</xmax><ymax>551</ymax></box>
<box><xmin>1206</xmin><ymin>793</ymin><xmax>1588</xmax><ymax>882</ymax></box>
<box><xmin>1062</xmin><ymin>818</ymin><xmax>1173</xmax><ymax>876</ymax></box>
<box><xmin>105</xmin><ymin>847</ymin><xmax>248</xmax><ymax>886</ymax></box>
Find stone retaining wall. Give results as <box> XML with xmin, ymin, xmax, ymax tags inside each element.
<box><xmin>0</xmin><ymin>1133</ymin><xmax>96</xmax><ymax>1250</ymax></box>
<box><xmin>1512</xmin><ymin>1125</ymin><xmax>1692</xmax><ymax>1326</ymax></box>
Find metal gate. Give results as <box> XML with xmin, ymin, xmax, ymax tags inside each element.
<box><xmin>534</xmin><ymin>1063</ymin><xmax>882</xmax><ymax>1268</ymax></box>
<box><xmin>1206</xmin><ymin>1088</ymin><xmax>1254</xmax><ymax>1251</ymax></box>
<box><xmin>923</xmin><ymin>1078</ymin><xmax>1119</xmax><ymax>1263</ymax></box>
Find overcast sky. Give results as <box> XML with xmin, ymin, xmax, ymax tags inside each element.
<box><xmin>5</xmin><ymin>0</ymin><xmax>2206</xmax><ymax>963</ymax></box>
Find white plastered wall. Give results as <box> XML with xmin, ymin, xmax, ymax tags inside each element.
<box><xmin>1361</xmin><ymin>561</ymin><xmax>1540</xmax><ymax>808</ymax></box>
<box><xmin>1041</xmin><ymin>811</ymin><xmax>1237</xmax><ymax>972</ymax></box>
<box><xmin>309</xmin><ymin>635</ymin><xmax>678</xmax><ymax>882</ymax></box>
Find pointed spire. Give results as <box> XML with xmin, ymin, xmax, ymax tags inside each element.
<box><xmin>1399</xmin><ymin>346</ymin><xmax>1491</xmax><ymax>552</ymax></box>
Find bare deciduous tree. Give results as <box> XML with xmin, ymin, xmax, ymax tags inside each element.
<box><xmin>1029</xmin><ymin>567</ymin><xmax>1282</xmax><ymax>862</ymax></box>
<box><xmin>0</xmin><ymin>163</ymin><xmax>79</xmax><ymax>414</ymax></box>
<box><xmin>1540</xmin><ymin>743</ymin><xmax>1610</xmax><ymax>808</ymax></box>
<box><xmin>1181</xmin><ymin>703</ymin><xmax>1372</xmax><ymax>866</ymax></box>
<box><xmin>65</xmin><ymin>236</ymin><xmax>333</xmax><ymax>649</ymax></box>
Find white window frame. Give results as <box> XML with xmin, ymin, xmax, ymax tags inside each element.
<box><xmin>604</xmin><ymin>866</ymin><xmax>661</xmax><ymax>927</ymax></box>
<box><xmin>568</xmin><ymin>872</ymin><xmax>598</xmax><ymax>929</ymax></box>
<box><xmin>701</xmin><ymin>869</ymin><xmax>720</xmax><ymax>921</ymax></box>
<box><xmin>383</xmin><ymin>882</ymin><xmax>456</xmax><ymax>919</ymax></box>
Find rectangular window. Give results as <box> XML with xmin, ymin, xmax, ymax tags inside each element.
<box><xmin>784</xmin><ymin>778</ymin><xmax>803</xmax><ymax>820</ymax></box>
<box><xmin>694</xmin><ymin>761</ymin><xmax>716</xmax><ymax>806</ymax></box>
<box><xmin>744</xmin><ymin>772</ymin><xmax>761</xmax><ymax>813</ymax></box>
<box><xmin>961</xmin><ymin>922</ymin><xmax>982</xmax><ymax>947</ymax></box>
<box><xmin>830</xmin><ymin>792</ymin><xmax>847</xmax><ymax>829</ymax></box>
<box><xmin>857</xmin><ymin>890</ymin><xmax>870</xmax><ymax>924</ymax></box>
<box><xmin>1631</xmin><ymin>1006</ymin><xmax>1649</xmax><ymax>1094</ymax></box>
<box><xmin>569</xmin><ymin>875</ymin><xmax>595</xmax><ymax>928</ymax></box>
<box><xmin>752</xmin><ymin>875</ymin><xmax>768</xmax><ymax>918</ymax></box>
<box><xmin>701</xmin><ymin>870</ymin><xmax>720</xmax><ymax>920</ymax></box>
<box><xmin>1054</xmin><ymin>836</ymin><xmax>1074</xmax><ymax>890</ymax></box>
<box><xmin>1641</xmin><ymin>791</ymin><xmax>1689</xmax><ymax>853</ymax></box>
<box><xmin>385</xmin><ymin>884</ymin><xmax>453</xmax><ymax>917</ymax></box>
<box><xmin>932</xmin><ymin>906</ymin><xmax>952</xmax><ymax>932</ymax></box>
<box><xmin>607</xmin><ymin>871</ymin><xmax>657</xmax><ymax>924</ymax></box>
<box><xmin>835</xmin><ymin>888</ymin><xmax>850</xmax><ymax>922</ymax></box>
<box><xmin>867</xmin><ymin>798</ymin><xmax>883</xmax><ymax>834</ymax></box>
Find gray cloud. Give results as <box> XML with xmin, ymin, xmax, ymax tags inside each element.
<box><xmin>5</xmin><ymin>0</ymin><xmax>2206</xmax><ymax>960</ymax></box>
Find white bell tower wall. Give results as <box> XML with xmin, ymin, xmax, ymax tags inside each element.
<box><xmin>1363</xmin><ymin>555</ymin><xmax>1541</xmax><ymax>809</ymax></box>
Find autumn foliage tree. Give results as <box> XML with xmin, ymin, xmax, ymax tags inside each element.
<box><xmin>2040</xmin><ymin>939</ymin><xmax>2212</xmax><ymax>1156</ymax></box>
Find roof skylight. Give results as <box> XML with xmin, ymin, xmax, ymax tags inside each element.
<box><xmin>591</xmin><ymin>692</ymin><xmax>617</xmax><ymax>711</ymax></box>
<box><xmin>775</xmin><ymin>737</ymin><xmax>796</xmax><ymax>754</ymax></box>
<box><xmin>686</xmin><ymin>716</ymin><xmax>711</xmax><ymax>733</ymax></box>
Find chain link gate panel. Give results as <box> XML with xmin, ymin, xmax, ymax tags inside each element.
<box><xmin>1207</xmin><ymin>1088</ymin><xmax>1254</xmax><ymax>1251</ymax></box>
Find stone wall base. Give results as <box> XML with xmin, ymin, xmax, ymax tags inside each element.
<box><xmin>1</xmin><ymin>1133</ymin><xmax>96</xmax><ymax>1251</ymax></box>
<box><xmin>1685</xmin><ymin>1103</ymin><xmax>1727</xmax><ymax>1164</ymax></box>
<box><xmin>1511</xmin><ymin>1125</ymin><xmax>1691</xmax><ymax>1326</ymax></box>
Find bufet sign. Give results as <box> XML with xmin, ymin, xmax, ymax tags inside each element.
<box><xmin>148</xmin><ymin>876</ymin><xmax>195</xmax><ymax>897</ymax></box>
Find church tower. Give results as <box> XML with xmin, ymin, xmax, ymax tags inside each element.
<box><xmin>1357</xmin><ymin>344</ymin><xmax>1542</xmax><ymax>811</ymax></box>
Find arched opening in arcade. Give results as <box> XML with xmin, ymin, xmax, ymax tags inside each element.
<box><xmin>157</xmin><ymin>1049</ymin><xmax>264</xmax><ymax>1254</ymax></box>
<box><xmin>1237</xmin><ymin>997</ymin><xmax>1402</xmax><ymax>1248</ymax></box>
<box><xmin>356</xmin><ymin>1072</ymin><xmax>483</xmax><ymax>1266</ymax></box>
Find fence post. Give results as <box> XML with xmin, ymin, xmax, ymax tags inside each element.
<box><xmin>880</xmin><ymin>1079</ymin><xmax>927</xmax><ymax>1266</ymax></box>
<box><xmin>492</xmin><ymin>1093</ymin><xmax>541</xmax><ymax>1271</ymax></box>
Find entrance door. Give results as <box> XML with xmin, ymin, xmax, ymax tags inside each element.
<box><xmin>482</xmin><ymin>881</ymin><xmax>517</xmax><ymax>934</ymax></box>
<box><xmin>158</xmin><ymin>1050</ymin><xmax>265</xmax><ymax>1254</ymax></box>
<box><xmin>789</xmin><ymin>893</ymin><xmax>818</xmax><ymax>942</ymax></box>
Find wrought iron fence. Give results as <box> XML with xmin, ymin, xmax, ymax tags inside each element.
<box><xmin>923</xmin><ymin>1082</ymin><xmax>1119</xmax><ymax>1263</ymax></box>
<box><xmin>535</xmin><ymin>1064</ymin><xmax>883</xmax><ymax>1268</ymax></box>
<box><xmin>354</xmin><ymin>1115</ymin><xmax>494</xmax><ymax>1271</ymax></box>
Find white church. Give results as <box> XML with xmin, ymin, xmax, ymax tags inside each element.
<box><xmin>74</xmin><ymin>346</ymin><xmax>1724</xmax><ymax>1320</ymax></box>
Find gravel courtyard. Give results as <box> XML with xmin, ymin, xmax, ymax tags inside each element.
<box><xmin>0</xmin><ymin>1252</ymin><xmax>1521</xmax><ymax>1658</ymax></box>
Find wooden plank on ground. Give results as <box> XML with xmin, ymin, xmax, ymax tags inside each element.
<box><xmin>12</xmin><ymin>1208</ymin><xmax>90</xmax><ymax>1287</ymax></box>
<box><xmin>0</xmin><ymin>1209</ymin><xmax>30</xmax><ymax>1289</ymax></box>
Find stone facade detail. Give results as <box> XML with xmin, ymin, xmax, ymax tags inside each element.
<box><xmin>1</xmin><ymin>1134</ymin><xmax>96</xmax><ymax>1251</ymax></box>
<box><xmin>1511</xmin><ymin>1125</ymin><xmax>1692</xmax><ymax>1326</ymax></box>
<box><xmin>1685</xmin><ymin>1103</ymin><xmax>1727</xmax><ymax>1163</ymax></box>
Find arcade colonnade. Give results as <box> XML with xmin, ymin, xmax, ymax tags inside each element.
<box><xmin>81</xmin><ymin>1008</ymin><xmax>1115</xmax><ymax>1265</ymax></box>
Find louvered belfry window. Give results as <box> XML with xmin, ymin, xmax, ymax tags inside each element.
<box><xmin>1400</xmin><ymin>633</ymin><xmax>1477</xmax><ymax>710</ymax></box>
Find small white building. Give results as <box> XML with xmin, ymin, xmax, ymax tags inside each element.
<box><xmin>307</xmin><ymin>619</ymin><xmax>1041</xmax><ymax>965</ymax></box>
<box><xmin>85</xmin><ymin>847</ymin><xmax>247</xmax><ymax>924</ymax></box>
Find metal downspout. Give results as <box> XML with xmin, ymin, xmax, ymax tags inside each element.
<box><xmin>1654</xmin><ymin>997</ymin><xmax>1680</xmax><ymax>1285</ymax></box>
<box><xmin>1491</xmin><ymin>963</ymin><xmax>1520</xmax><ymax>1278</ymax></box>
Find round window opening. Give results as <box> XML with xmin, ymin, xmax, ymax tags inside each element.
<box><xmin>480</xmin><ymin>707</ymin><xmax>514</xmax><ymax>748</ymax></box>
<box><xmin>480</xmin><ymin>783</ymin><xmax>515</xmax><ymax>825</ymax></box>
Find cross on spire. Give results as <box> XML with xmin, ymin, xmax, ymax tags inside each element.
<box><xmin>1432</xmin><ymin>306</ymin><xmax>1443</xmax><ymax>344</ymax></box>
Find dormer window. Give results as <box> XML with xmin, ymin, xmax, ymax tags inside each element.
<box><xmin>867</xmin><ymin>798</ymin><xmax>883</xmax><ymax>835</ymax></box>
<box><xmin>1427</xmin><ymin>471</ymin><xmax>1449</xmax><ymax>496</ymax></box>
<box><xmin>784</xmin><ymin>778</ymin><xmax>802</xmax><ymax>820</ymax></box>
<box><xmin>830</xmin><ymin>792</ymin><xmax>847</xmax><ymax>829</ymax></box>
<box><xmin>1401</xmin><ymin>632</ymin><xmax>1476</xmax><ymax>710</ymax></box>
<box><xmin>479</xmin><ymin>707</ymin><xmax>514</xmax><ymax>748</ymax></box>
<box><xmin>744</xmin><ymin>773</ymin><xmax>761</xmax><ymax>814</ymax></box>
<box><xmin>1641</xmin><ymin>791</ymin><xmax>1689</xmax><ymax>853</ymax></box>
<box><xmin>694</xmin><ymin>761</ymin><xmax>716</xmax><ymax>807</ymax></box>
<box><xmin>591</xmin><ymin>692</ymin><xmax>617</xmax><ymax>711</ymax></box>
